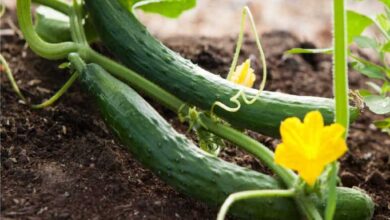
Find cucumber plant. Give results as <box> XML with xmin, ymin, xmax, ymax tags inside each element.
<box><xmin>28</xmin><ymin>0</ymin><xmax>360</xmax><ymax>138</ymax></box>
<box><xmin>12</xmin><ymin>0</ymin><xmax>375</xmax><ymax>219</ymax></box>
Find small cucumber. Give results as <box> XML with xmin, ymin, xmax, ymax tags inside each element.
<box><xmin>84</xmin><ymin>0</ymin><xmax>359</xmax><ymax>138</ymax></box>
<box><xmin>79</xmin><ymin>63</ymin><xmax>373</xmax><ymax>220</ymax></box>
<box><xmin>35</xmin><ymin>6</ymin><xmax>97</xmax><ymax>44</ymax></box>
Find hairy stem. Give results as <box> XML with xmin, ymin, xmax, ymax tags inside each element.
<box><xmin>32</xmin><ymin>0</ymin><xmax>70</xmax><ymax>15</ymax></box>
<box><xmin>326</xmin><ymin>0</ymin><xmax>349</xmax><ymax>219</ymax></box>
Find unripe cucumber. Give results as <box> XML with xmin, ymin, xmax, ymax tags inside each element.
<box><xmin>79</xmin><ymin>63</ymin><xmax>373</xmax><ymax>220</ymax></box>
<box><xmin>84</xmin><ymin>0</ymin><xmax>359</xmax><ymax>138</ymax></box>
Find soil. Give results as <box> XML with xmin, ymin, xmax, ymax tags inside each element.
<box><xmin>1</xmin><ymin>15</ymin><xmax>390</xmax><ymax>220</ymax></box>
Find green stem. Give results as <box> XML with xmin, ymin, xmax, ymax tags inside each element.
<box><xmin>83</xmin><ymin>48</ymin><xmax>183</xmax><ymax>111</ymax></box>
<box><xmin>17</xmin><ymin>0</ymin><xmax>77</xmax><ymax>60</ymax></box>
<box><xmin>351</xmin><ymin>54</ymin><xmax>389</xmax><ymax>77</ymax></box>
<box><xmin>326</xmin><ymin>0</ymin><xmax>349</xmax><ymax>219</ymax></box>
<box><xmin>69</xmin><ymin>0</ymin><xmax>88</xmax><ymax>45</ymax></box>
<box><xmin>32</xmin><ymin>72</ymin><xmax>79</xmax><ymax>109</ymax></box>
<box><xmin>0</xmin><ymin>54</ymin><xmax>26</xmax><ymax>101</ymax></box>
<box><xmin>199</xmin><ymin>114</ymin><xmax>295</xmax><ymax>184</ymax></box>
<box><xmin>32</xmin><ymin>0</ymin><xmax>70</xmax><ymax>15</ymax></box>
<box><xmin>217</xmin><ymin>189</ymin><xmax>295</xmax><ymax>220</ymax></box>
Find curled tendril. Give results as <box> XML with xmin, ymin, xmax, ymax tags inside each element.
<box><xmin>211</xmin><ymin>6</ymin><xmax>268</xmax><ymax>114</ymax></box>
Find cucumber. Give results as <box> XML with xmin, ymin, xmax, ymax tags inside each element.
<box><xmin>84</xmin><ymin>0</ymin><xmax>359</xmax><ymax>137</ymax></box>
<box><xmin>35</xmin><ymin>6</ymin><xmax>97</xmax><ymax>44</ymax></box>
<box><xmin>79</xmin><ymin>62</ymin><xmax>373</xmax><ymax>220</ymax></box>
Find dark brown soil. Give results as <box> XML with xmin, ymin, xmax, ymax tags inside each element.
<box><xmin>1</xmin><ymin>14</ymin><xmax>389</xmax><ymax>220</ymax></box>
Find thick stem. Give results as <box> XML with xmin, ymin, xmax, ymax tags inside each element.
<box><xmin>327</xmin><ymin>0</ymin><xmax>349</xmax><ymax>219</ymax></box>
<box><xmin>83</xmin><ymin>48</ymin><xmax>183</xmax><ymax>111</ymax></box>
<box><xmin>17</xmin><ymin>0</ymin><xmax>78</xmax><ymax>60</ymax></box>
<box><xmin>32</xmin><ymin>0</ymin><xmax>70</xmax><ymax>15</ymax></box>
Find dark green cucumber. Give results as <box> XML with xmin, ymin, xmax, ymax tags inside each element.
<box><xmin>35</xmin><ymin>6</ymin><xmax>97</xmax><ymax>44</ymax></box>
<box><xmin>79</xmin><ymin>63</ymin><xmax>373</xmax><ymax>220</ymax></box>
<box><xmin>84</xmin><ymin>0</ymin><xmax>359</xmax><ymax>137</ymax></box>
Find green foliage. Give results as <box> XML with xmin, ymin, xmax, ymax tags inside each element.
<box><xmin>286</xmin><ymin>48</ymin><xmax>332</xmax><ymax>54</ymax></box>
<box><xmin>363</xmin><ymin>95</ymin><xmax>390</xmax><ymax>114</ymax></box>
<box><xmin>380</xmin><ymin>0</ymin><xmax>390</xmax><ymax>8</ymax></box>
<box><xmin>354</xmin><ymin>36</ymin><xmax>378</xmax><ymax>49</ymax></box>
<box><xmin>120</xmin><ymin>0</ymin><xmax>196</xmax><ymax>18</ymax></box>
<box><xmin>374</xmin><ymin>117</ymin><xmax>390</xmax><ymax>134</ymax></box>
<box><xmin>346</xmin><ymin>10</ymin><xmax>373</xmax><ymax>44</ymax></box>
<box><xmin>286</xmin><ymin>0</ymin><xmax>390</xmax><ymax>132</ymax></box>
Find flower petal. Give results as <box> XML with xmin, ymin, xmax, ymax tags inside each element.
<box><xmin>302</xmin><ymin>111</ymin><xmax>324</xmax><ymax>154</ymax></box>
<box><xmin>280</xmin><ymin>117</ymin><xmax>304</xmax><ymax>152</ymax></box>
<box><xmin>274</xmin><ymin>143</ymin><xmax>304</xmax><ymax>171</ymax></box>
<box><xmin>318</xmin><ymin>123</ymin><xmax>347</xmax><ymax>164</ymax></box>
<box><xmin>320</xmin><ymin>138</ymin><xmax>348</xmax><ymax>165</ymax></box>
<box><xmin>299</xmin><ymin>160</ymin><xmax>325</xmax><ymax>186</ymax></box>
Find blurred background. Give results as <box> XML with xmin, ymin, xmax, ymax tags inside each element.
<box><xmin>3</xmin><ymin>0</ymin><xmax>385</xmax><ymax>46</ymax></box>
<box><xmin>135</xmin><ymin>0</ymin><xmax>384</xmax><ymax>47</ymax></box>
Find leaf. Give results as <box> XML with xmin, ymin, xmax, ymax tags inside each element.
<box><xmin>376</xmin><ymin>14</ymin><xmax>390</xmax><ymax>35</ymax></box>
<box><xmin>285</xmin><ymin>48</ymin><xmax>333</xmax><ymax>54</ymax></box>
<box><xmin>374</xmin><ymin>117</ymin><xmax>390</xmax><ymax>129</ymax></box>
<box><xmin>354</xmin><ymin>36</ymin><xmax>378</xmax><ymax>49</ymax></box>
<box><xmin>129</xmin><ymin>0</ymin><xmax>196</xmax><ymax>18</ymax></box>
<box><xmin>374</xmin><ymin>117</ymin><xmax>390</xmax><ymax>135</ymax></box>
<box><xmin>383</xmin><ymin>41</ymin><xmax>390</xmax><ymax>52</ymax></box>
<box><xmin>366</xmin><ymin>82</ymin><xmax>383</xmax><ymax>94</ymax></box>
<box><xmin>364</xmin><ymin>95</ymin><xmax>390</xmax><ymax>114</ymax></box>
<box><xmin>379</xmin><ymin>0</ymin><xmax>390</xmax><ymax>9</ymax></box>
<box><xmin>347</xmin><ymin>10</ymin><xmax>374</xmax><ymax>44</ymax></box>
<box><xmin>352</xmin><ymin>61</ymin><xmax>386</xmax><ymax>79</ymax></box>
<box><xmin>382</xmin><ymin>81</ymin><xmax>390</xmax><ymax>94</ymax></box>
<box><xmin>358</xmin><ymin>89</ymin><xmax>372</xmax><ymax>97</ymax></box>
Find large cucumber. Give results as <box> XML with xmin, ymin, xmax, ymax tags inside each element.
<box><xmin>79</xmin><ymin>62</ymin><xmax>373</xmax><ymax>220</ymax></box>
<box><xmin>84</xmin><ymin>0</ymin><xmax>359</xmax><ymax>137</ymax></box>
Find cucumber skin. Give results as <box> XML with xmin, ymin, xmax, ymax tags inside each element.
<box><xmin>84</xmin><ymin>0</ymin><xmax>359</xmax><ymax>138</ymax></box>
<box><xmin>80</xmin><ymin>63</ymin><xmax>373</xmax><ymax>220</ymax></box>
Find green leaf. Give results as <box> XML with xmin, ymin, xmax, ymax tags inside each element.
<box><xmin>374</xmin><ymin>117</ymin><xmax>390</xmax><ymax>135</ymax></box>
<box><xmin>347</xmin><ymin>10</ymin><xmax>374</xmax><ymax>44</ymax></box>
<box><xmin>374</xmin><ymin>117</ymin><xmax>390</xmax><ymax>129</ymax></box>
<box><xmin>352</xmin><ymin>61</ymin><xmax>386</xmax><ymax>79</ymax></box>
<box><xmin>366</xmin><ymin>81</ymin><xmax>383</xmax><ymax>94</ymax></box>
<box><xmin>376</xmin><ymin>14</ymin><xmax>390</xmax><ymax>35</ymax></box>
<box><xmin>358</xmin><ymin>89</ymin><xmax>372</xmax><ymax>97</ymax></box>
<box><xmin>285</xmin><ymin>48</ymin><xmax>333</xmax><ymax>54</ymax></box>
<box><xmin>129</xmin><ymin>0</ymin><xmax>196</xmax><ymax>18</ymax></box>
<box><xmin>354</xmin><ymin>36</ymin><xmax>378</xmax><ymax>49</ymax></box>
<box><xmin>383</xmin><ymin>41</ymin><xmax>390</xmax><ymax>52</ymax></box>
<box><xmin>382</xmin><ymin>81</ymin><xmax>390</xmax><ymax>94</ymax></box>
<box><xmin>364</xmin><ymin>95</ymin><xmax>390</xmax><ymax>114</ymax></box>
<box><xmin>379</xmin><ymin>0</ymin><xmax>390</xmax><ymax>9</ymax></box>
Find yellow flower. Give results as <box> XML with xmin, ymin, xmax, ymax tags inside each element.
<box><xmin>228</xmin><ymin>59</ymin><xmax>256</xmax><ymax>88</ymax></box>
<box><xmin>274</xmin><ymin>111</ymin><xmax>348</xmax><ymax>186</ymax></box>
